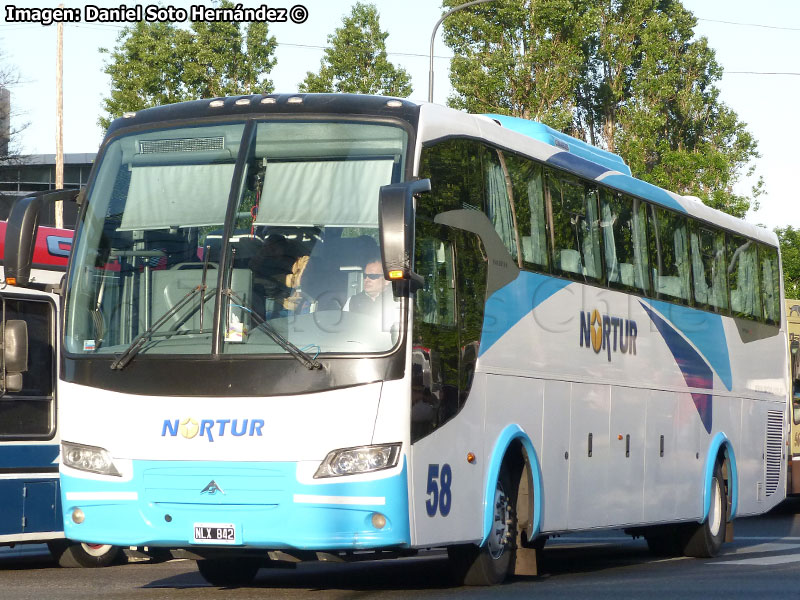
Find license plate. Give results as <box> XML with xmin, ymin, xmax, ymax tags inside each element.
<box><xmin>193</xmin><ymin>522</ymin><xmax>236</xmax><ymax>545</ymax></box>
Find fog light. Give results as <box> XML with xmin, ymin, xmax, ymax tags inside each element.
<box><xmin>371</xmin><ymin>513</ymin><xmax>386</xmax><ymax>529</ymax></box>
<box><xmin>72</xmin><ymin>508</ymin><xmax>85</xmax><ymax>524</ymax></box>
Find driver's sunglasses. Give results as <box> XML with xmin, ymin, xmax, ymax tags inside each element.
<box><xmin>364</xmin><ymin>273</ymin><xmax>383</xmax><ymax>280</ymax></box>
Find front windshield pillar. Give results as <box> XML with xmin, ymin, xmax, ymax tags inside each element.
<box><xmin>211</xmin><ymin>120</ymin><xmax>257</xmax><ymax>355</ymax></box>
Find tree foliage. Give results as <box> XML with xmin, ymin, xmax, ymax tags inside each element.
<box><xmin>442</xmin><ymin>0</ymin><xmax>761</xmax><ymax>218</ymax></box>
<box><xmin>99</xmin><ymin>1</ymin><xmax>276</xmax><ymax>129</ymax></box>
<box><xmin>776</xmin><ymin>226</ymin><xmax>800</xmax><ymax>299</ymax></box>
<box><xmin>299</xmin><ymin>2</ymin><xmax>412</xmax><ymax>97</ymax></box>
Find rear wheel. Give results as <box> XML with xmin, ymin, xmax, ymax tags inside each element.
<box><xmin>48</xmin><ymin>541</ymin><xmax>122</xmax><ymax>568</ymax></box>
<box><xmin>196</xmin><ymin>557</ymin><xmax>262</xmax><ymax>587</ymax></box>
<box><xmin>448</xmin><ymin>466</ymin><xmax>517</xmax><ymax>586</ymax></box>
<box><xmin>682</xmin><ymin>461</ymin><xmax>727</xmax><ymax>557</ymax></box>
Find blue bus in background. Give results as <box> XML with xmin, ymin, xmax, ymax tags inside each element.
<box><xmin>0</xmin><ymin>226</ymin><xmax>119</xmax><ymax>567</ymax></box>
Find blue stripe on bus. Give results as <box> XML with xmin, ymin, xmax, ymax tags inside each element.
<box><xmin>644</xmin><ymin>300</ymin><xmax>732</xmax><ymax>391</ymax></box>
<box><xmin>480</xmin><ymin>272</ymin><xmax>572</xmax><ymax>356</ymax></box>
<box><xmin>640</xmin><ymin>302</ymin><xmax>713</xmax><ymax>433</ymax></box>
<box><xmin>704</xmin><ymin>433</ymin><xmax>739</xmax><ymax>521</ymax></box>
<box><xmin>0</xmin><ymin>445</ymin><xmax>59</xmax><ymax>469</ymax></box>
<box><xmin>546</xmin><ymin>151</ymin><xmax>612</xmax><ymax>180</ymax></box>
<box><xmin>600</xmin><ymin>174</ymin><xmax>686</xmax><ymax>213</ymax></box>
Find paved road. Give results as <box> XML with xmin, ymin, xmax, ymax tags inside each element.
<box><xmin>4</xmin><ymin>500</ymin><xmax>800</xmax><ymax>599</ymax></box>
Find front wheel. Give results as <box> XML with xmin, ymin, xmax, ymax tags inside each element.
<box><xmin>48</xmin><ymin>541</ymin><xmax>122</xmax><ymax>568</ymax></box>
<box><xmin>448</xmin><ymin>467</ymin><xmax>517</xmax><ymax>586</ymax></box>
<box><xmin>196</xmin><ymin>557</ymin><xmax>262</xmax><ymax>587</ymax></box>
<box><xmin>682</xmin><ymin>461</ymin><xmax>727</xmax><ymax>557</ymax></box>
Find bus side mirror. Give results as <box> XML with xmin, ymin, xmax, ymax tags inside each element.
<box><xmin>2</xmin><ymin>320</ymin><xmax>28</xmax><ymax>394</ymax></box>
<box><xmin>4</xmin><ymin>188</ymin><xmax>81</xmax><ymax>288</ymax></box>
<box><xmin>378</xmin><ymin>179</ymin><xmax>430</xmax><ymax>292</ymax></box>
<box><xmin>5</xmin><ymin>196</ymin><xmax>42</xmax><ymax>288</ymax></box>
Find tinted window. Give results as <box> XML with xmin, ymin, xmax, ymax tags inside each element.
<box><xmin>759</xmin><ymin>244</ymin><xmax>780</xmax><ymax>324</ymax></box>
<box><xmin>547</xmin><ymin>172</ymin><xmax>602</xmax><ymax>282</ymax></box>
<box><xmin>506</xmin><ymin>153</ymin><xmax>548</xmax><ymax>270</ymax></box>
<box><xmin>0</xmin><ymin>297</ymin><xmax>54</xmax><ymax>438</ymax></box>
<box><xmin>418</xmin><ymin>139</ymin><xmax>483</xmax><ymax>220</ymax></box>
<box><xmin>600</xmin><ymin>190</ymin><xmax>650</xmax><ymax>294</ymax></box>
<box><xmin>727</xmin><ymin>234</ymin><xmax>761</xmax><ymax>320</ymax></box>
<box><xmin>484</xmin><ymin>149</ymin><xmax>518</xmax><ymax>261</ymax></box>
<box><xmin>690</xmin><ymin>224</ymin><xmax>728</xmax><ymax>312</ymax></box>
<box><xmin>648</xmin><ymin>206</ymin><xmax>690</xmax><ymax>303</ymax></box>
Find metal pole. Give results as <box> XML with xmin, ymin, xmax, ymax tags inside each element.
<box><xmin>55</xmin><ymin>4</ymin><xmax>64</xmax><ymax>228</ymax></box>
<box><xmin>428</xmin><ymin>0</ymin><xmax>497</xmax><ymax>103</ymax></box>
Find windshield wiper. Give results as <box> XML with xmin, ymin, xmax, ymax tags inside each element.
<box><xmin>225</xmin><ymin>290</ymin><xmax>322</xmax><ymax>370</ymax></box>
<box><xmin>110</xmin><ymin>284</ymin><xmax>215</xmax><ymax>371</ymax></box>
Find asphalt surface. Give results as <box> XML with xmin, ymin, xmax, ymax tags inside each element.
<box><xmin>3</xmin><ymin>500</ymin><xmax>800</xmax><ymax>599</ymax></box>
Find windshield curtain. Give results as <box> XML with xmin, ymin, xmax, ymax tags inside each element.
<box><xmin>65</xmin><ymin>119</ymin><xmax>409</xmax><ymax>359</ymax></box>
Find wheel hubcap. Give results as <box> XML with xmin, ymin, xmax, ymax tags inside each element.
<box><xmin>487</xmin><ymin>481</ymin><xmax>509</xmax><ymax>560</ymax></box>
<box><xmin>708</xmin><ymin>478</ymin><xmax>722</xmax><ymax>537</ymax></box>
<box><xmin>81</xmin><ymin>543</ymin><xmax>113</xmax><ymax>557</ymax></box>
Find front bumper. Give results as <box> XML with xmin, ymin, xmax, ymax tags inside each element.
<box><xmin>61</xmin><ymin>459</ymin><xmax>410</xmax><ymax>550</ymax></box>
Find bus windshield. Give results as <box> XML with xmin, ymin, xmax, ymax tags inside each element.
<box><xmin>65</xmin><ymin>119</ymin><xmax>408</xmax><ymax>359</ymax></box>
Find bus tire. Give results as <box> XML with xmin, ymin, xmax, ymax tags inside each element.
<box><xmin>48</xmin><ymin>541</ymin><xmax>121</xmax><ymax>568</ymax></box>
<box><xmin>196</xmin><ymin>557</ymin><xmax>261</xmax><ymax>587</ymax></box>
<box><xmin>682</xmin><ymin>461</ymin><xmax>726</xmax><ymax>558</ymax></box>
<box><xmin>448</xmin><ymin>465</ymin><xmax>517</xmax><ymax>586</ymax></box>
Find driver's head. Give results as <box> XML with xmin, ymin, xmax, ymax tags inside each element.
<box><xmin>364</xmin><ymin>260</ymin><xmax>388</xmax><ymax>298</ymax></box>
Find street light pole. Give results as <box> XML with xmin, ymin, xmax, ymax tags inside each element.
<box><xmin>428</xmin><ymin>0</ymin><xmax>497</xmax><ymax>103</ymax></box>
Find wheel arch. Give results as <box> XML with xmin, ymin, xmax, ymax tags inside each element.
<box><xmin>703</xmin><ymin>432</ymin><xmax>738</xmax><ymax>523</ymax></box>
<box><xmin>480</xmin><ymin>425</ymin><xmax>543</xmax><ymax>546</ymax></box>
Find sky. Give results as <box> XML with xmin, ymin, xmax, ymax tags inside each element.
<box><xmin>0</xmin><ymin>0</ymin><xmax>798</xmax><ymax>232</ymax></box>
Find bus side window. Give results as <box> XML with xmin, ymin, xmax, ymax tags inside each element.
<box><xmin>411</xmin><ymin>227</ymin><xmax>458</xmax><ymax>443</ymax></box>
<box><xmin>648</xmin><ymin>205</ymin><xmax>690</xmax><ymax>304</ymax></box>
<box><xmin>601</xmin><ymin>191</ymin><xmax>650</xmax><ymax>294</ymax></box>
<box><xmin>415</xmin><ymin>237</ymin><xmax>456</xmax><ymax>326</ymax></box>
<box><xmin>483</xmin><ymin>149</ymin><xmax>519</xmax><ymax>263</ymax></box>
<box><xmin>690</xmin><ymin>224</ymin><xmax>728</xmax><ymax>312</ymax></box>
<box><xmin>417</xmin><ymin>139</ymin><xmax>483</xmax><ymax>221</ymax></box>
<box><xmin>546</xmin><ymin>171</ymin><xmax>602</xmax><ymax>282</ymax></box>
<box><xmin>0</xmin><ymin>298</ymin><xmax>54</xmax><ymax>439</ymax></box>
<box><xmin>505</xmin><ymin>153</ymin><xmax>548</xmax><ymax>271</ymax></box>
<box><xmin>727</xmin><ymin>234</ymin><xmax>761</xmax><ymax>320</ymax></box>
<box><xmin>758</xmin><ymin>244</ymin><xmax>780</xmax><ymax>324</ymax></box>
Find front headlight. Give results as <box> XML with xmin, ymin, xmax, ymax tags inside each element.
<box><xmin>314</xmin><ymin>443</ymin><xmax>401</xmax><ymax>478</ymax></box>
<box><xmin>61</xmin><ymin>441</ymin><xmax>121</xmax><ymax>477</ymax></box>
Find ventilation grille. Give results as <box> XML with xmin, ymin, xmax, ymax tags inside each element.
<box><xmin>765</xmin><ymin>410</ymin><xmax>784</xmax><ymax>496</ymax></box>
<box><xmin>139</xmin><ymin>137</ymin><xmax>224</xmax><ymax>154</ymax></box>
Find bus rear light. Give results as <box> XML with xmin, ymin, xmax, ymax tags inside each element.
<box><xmin>62</xmin><ymin>441</ymin><xmax>121</xmax><ymax>477</ymax></box>
<box><xmin>314</xmin><ymin>443</ymin><xmax>401</xmax><ymax>478</ymax></box>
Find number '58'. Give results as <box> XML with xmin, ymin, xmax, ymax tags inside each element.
<box><xmin>425</xmin><ymin>463</ymin><xmax>452</xmax><ymax>517</ymax></box>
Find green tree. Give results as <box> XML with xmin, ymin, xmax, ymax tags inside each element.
<box><xmin>442</xmin><ymin>0</ymin><xmax>761</xmax><ymax>218</ymax></box>
<box><xmin>299</xmin><ymin>2</ymin><xmax>412</xmax><ymax>97</ymax></box>
<box><xmin>443</xmin><ymin>0</ymin><xmax>591</xmax><ymax>131</ymax></box>
<box><xmin>776</xmin><ymin>226</ymin><xmax>800</xmax><ymax>299</ymax></box>
<box><xmin>100</xmin><ymin>1</ymin><xmax>276</xmax><ymax>129</ymax></box>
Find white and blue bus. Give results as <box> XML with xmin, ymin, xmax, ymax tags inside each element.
<box><xmin>4</xmin><ymin>94</ymin><xmax>789</xmax><ymax>585</ymax></box>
